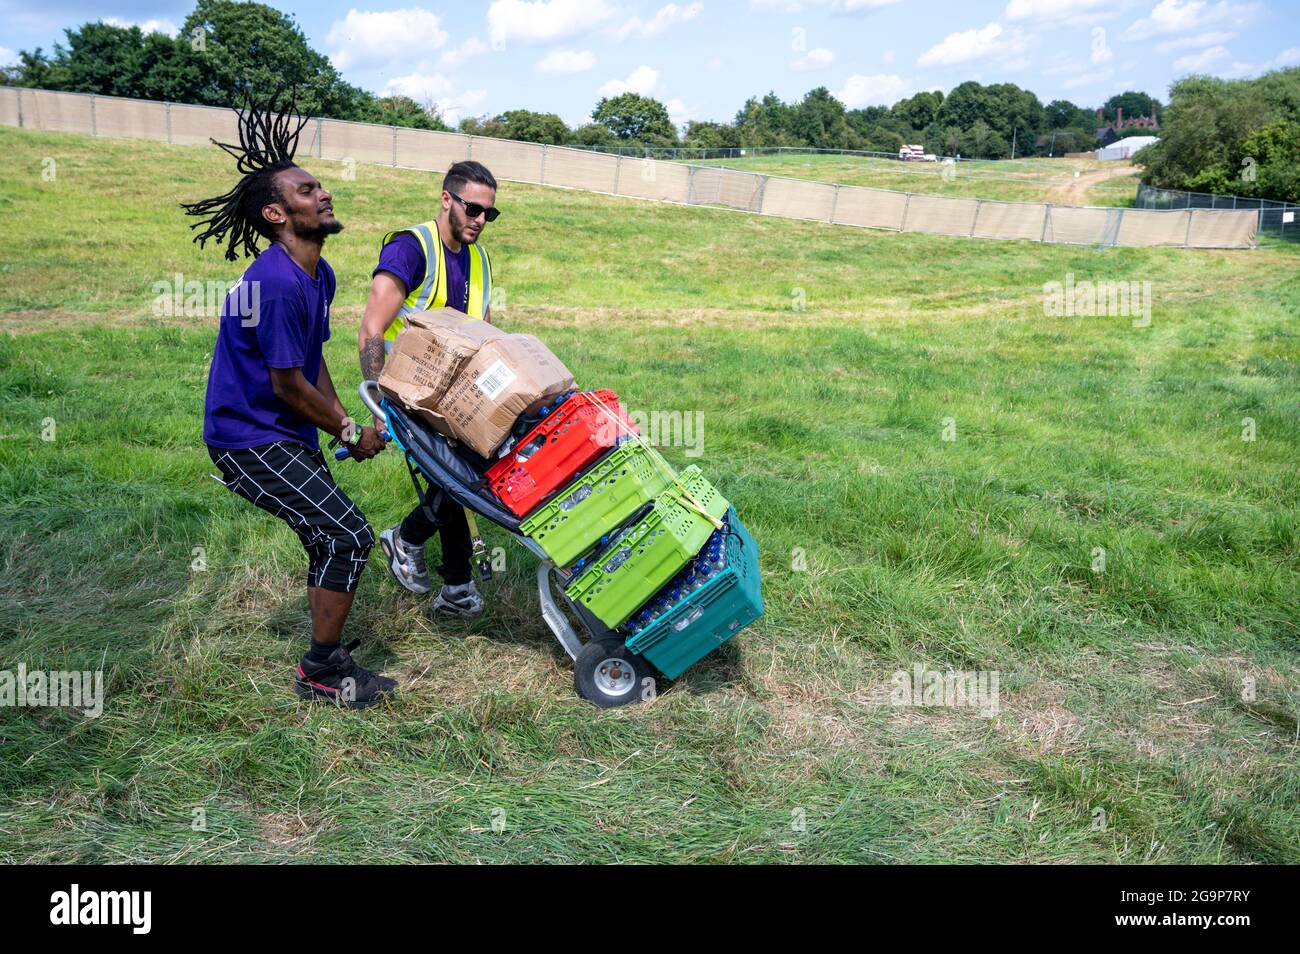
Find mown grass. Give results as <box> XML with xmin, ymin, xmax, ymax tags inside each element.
<box><xmin>0</xmin><ymin>127</ymin><xmax>1297</xmax><ymax>863</ymax></box>
<box><xmin>689</xmin><ymin>153</ymin><xmax>1141</xmax><ymax>205</ymax></box>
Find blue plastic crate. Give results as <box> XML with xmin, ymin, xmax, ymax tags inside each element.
<box><xmin>622</xmin><ymin>507</ymin><xmax>763</xmax><ymax>679</ymax></box>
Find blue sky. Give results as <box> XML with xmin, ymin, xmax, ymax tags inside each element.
<box><xmin>2</xmin><ymin>0</ymin><xmax>1296</xmax><ymax>128</ymax></box>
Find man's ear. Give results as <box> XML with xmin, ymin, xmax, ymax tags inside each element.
<box><xmin>262</xmin><ymin>202</ymin><xmax>286</xmax><ymax>228</ymax></box>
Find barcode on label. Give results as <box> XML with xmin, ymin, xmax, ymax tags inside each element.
<box><xmin>475</xmin><ymin>359</ymin><xmax>517</xmax><ymax>400</ymax></box>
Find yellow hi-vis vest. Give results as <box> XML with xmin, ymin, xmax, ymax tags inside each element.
<box><xmin>381</xmin><ymin>220</ymin><xmax>492</xmax><ymax>345</ymax></box>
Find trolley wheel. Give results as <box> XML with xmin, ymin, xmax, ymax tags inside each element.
<box><xmin>574</xmin><ymin>636</ymin><xmax>657</xmax><ymax>708</ymax></box>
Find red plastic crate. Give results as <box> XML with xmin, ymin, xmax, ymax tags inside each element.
<box><xmin>487</xmin><ymin>390</ymin><xmax>638</xmax><ymax>517</ymax></box>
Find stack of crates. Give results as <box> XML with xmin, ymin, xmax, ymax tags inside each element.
<box><xmin>488</xmin><ymin>390</ymin><xmax>763</xmax><ymax>678</ymax></box>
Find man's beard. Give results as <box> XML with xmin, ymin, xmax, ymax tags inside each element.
<box><xmin>450</xmin><ymin>207</ymin><xmax>477</xmax><ymax>244</ymax></box>
<box><xmin>290</xmin><ymin>217</ymin><xmax>345</xmax><ymax>243</ymax></box>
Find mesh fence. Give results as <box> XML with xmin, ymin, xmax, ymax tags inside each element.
<box><xmin>1136</xmin><ymin>182</ymin><xmax>1296</xmax><ymax>244</ymax></box>
<box><xmin>0</xmin><ymin>87</ymin><xmax>1260</xmax><ymax>249</ymax></box>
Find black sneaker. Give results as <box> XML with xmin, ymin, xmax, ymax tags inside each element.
<box><xmin>294</xmin><ymin>640</ymin><xmax>397</xmax><ymax>709</ymax></box>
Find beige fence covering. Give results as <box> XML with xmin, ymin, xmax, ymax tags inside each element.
<box><xmin>542</xmin><ymin>145</ymin><xmax>620</xmax><ymax>193</ymax></box>
<box><xmin>0</xmin><ymin>87</ymin><xmax>1260</xmax><ymax>249</ymax></box>
<box><xmin>972</xmin><ymin>200</ymin><xmax>1048</xmax><ymax>242</ymax></box>
<box><xmin>832</xmin><ymin>186</ymin><xmax>908</xmax><ymax>230</ymax></box>
<box><xmin>903</xmin><ymin>194</ymin><xmax>979</xmax><ymax>236</ymax></box>
<box><xmin>761</xmin><ymin>176</ymin><xmax>837</xmax><ymax>221</ymax></box>
<box><xmin>0</xmin><ymin>86</ymin><xmax>18</xmax><ymax>128</ymax></box>
<box><xmin>167</xmin><ymin>102</ymin><xmax>240</xmax><ymax>146</ymax></box>
<box><xmin>1188</xmin><ymin>209</ymin><xmax>1259</xmax><ymax>248</ymax></box>
<box><xmin>689</xmin><ymin>166</ymin><xmax>764</xmax><ymax>211</ymax></box>
<box><xmin>94</xmin><ymin>96</ymin><xmax>168</xmax><ymax>141</ymax></box>
<box><xmin>1045</xmin><ymin>206</ymin><xmax>1116</xmax><ymax>245</ymax></box>
<box><xmin>617</xmin><ymin>157</ymin><xmax>691</xmax><ymax>202</ymax></box>
<box><xmin>31</xmin><ymin>90</ymin><xmax>94</xmax><ymax>133</ymax></box>
<box><xmin>396</xmin><ymin>128</ymin><xmax>468</xmax><ymax>172</ymax></box>
<box><xmin>466</xmin><ymin>135</ymin><xmax>544</xmax><ymax>184</ymax></box>
<box><xmin>320</xmin><ymin>119</ymin><xmax>392</xmax><ymax>165</ymax></box>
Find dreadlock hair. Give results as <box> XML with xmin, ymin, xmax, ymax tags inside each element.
<box><xmin>180</xmin><ymin>87</ymin><xmax>310</xmax><ymax>261</ymax></box>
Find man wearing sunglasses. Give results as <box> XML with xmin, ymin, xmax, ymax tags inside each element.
<box><xmin>358</xmin><ymin>160</ymin><xmax>500</xmax><ymax>616</ymax></box>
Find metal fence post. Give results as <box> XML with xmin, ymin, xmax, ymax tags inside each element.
<box><xmin>900</xmin><ymin>193</ymin><xmax>912</xmax><ymax>231</ymax></box>
<box><xmin>539</xmin><ymin>144</ymin><xmax>547</xmax><ymax>185</ymax></box>
<box><xmin>754</xmin><ymin>174</ymin><xmax>768</xmax><ymax>213</ymax></box>
<box><xmin>17</xmin><ymin>89</ymin><xmax>24</xmax><ymax>128</ymax></box>
<box><xmin>89</xmin><ymin>94</ymin><xmax>97</xmax><ymax>136</ymax></box>
<box><xmin>612</xmin><ymin>154</ymin><xmax>622</xmax><ymax>195</ymax></box>
<box><xmin>165</xmin><ymin>102</ymin><xmax>172</xmax><ymax>143</ymax></box>
<box><xmin>1040</xmin><ymin>204</ymin><xmax>1052</xmax><ymax>243</ymax></box>
<box><xmin>970</xmin><ymin>199</ymin><xmax>982</xmax><ymax>237</ymax></box>
<box><xmin>687</xmin><ymin>164</ymin><xmax>697</xmax><ymax>205</ymax></box>
<box><xmin>315</xmin><ymin>118</ymin><xmax>322</xmax><ymax>158</ymax></box>
<box><xmin>391</xmin><ymin>126</ymin><xmax>397</xmax><ymax>166</ymax></box>
<box><xmin>828</xmin><ymin>183</ymin><xmax>840</xmax><ymax>224</ymax></box>
<box><xmin>1184</xmin><ymin>210</ymin><xmax>1194</xmax><ymax>247</ymax></box>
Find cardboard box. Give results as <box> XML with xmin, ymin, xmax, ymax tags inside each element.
<box><xmin>377</xmin><ymin>309</ymin><xmax>503</xmax><ymax>435</ymax></box>
<box><xmin>438</xmin><ymin>334</ymin><xmax>576</xmax><ymax>457</ymax></box>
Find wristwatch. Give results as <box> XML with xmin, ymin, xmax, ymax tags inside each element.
<box><xmin>340</xmin><ymin>416</ymin><xmax>360</xmax><ymax>445</ymax></box>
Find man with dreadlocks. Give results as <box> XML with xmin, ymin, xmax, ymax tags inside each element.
<box><xmin>357</xmin><ymin>160</ymin><xmax>500</xmax><ymax>616</ymax></box>
<box><xmin>187</xmin><ymin>91</ymin><xmax>395</xmax><ymax>709</ymax></box>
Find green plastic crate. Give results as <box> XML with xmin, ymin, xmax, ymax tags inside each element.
<box><xmin>563</xmin><ymin>466</ymin><xmax>731</xmax><ymax>627</ymax></box>
<box><xmin>519</xmin><ymin>442</ymin><xmax>675</xmax><ymax>567</ymax></box>
<box><xmin>623</xmin><ymin>508</ymin><xmax>763</xmax><ymax>680</ymax></box>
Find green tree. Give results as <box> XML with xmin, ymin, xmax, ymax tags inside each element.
<box><xmin>683</xmin><ymin>120</ymin><xmax>740</xmax><ymax>149</ymax></box>
<box><xmin>1103</xmin><ymin>90</ymin><xmax>1160</xmax><ymax>123</ymax></box>
<box><xmin>496</xmin><ymin>109</ymin><xmax>571</xmax><ymax>144</ymax></box>
<box><xmin>591</xmin><ymin>92</ymin><xmax>676</xmax><ymax>144</ymax></box>
<box><xmin>891</xmin><ymin>90</ymin><xmax>943</xmax><ymax>130</ymax></box>
<box><xmin>734</xmin><ymin>92</ymin><xmax>796</xmax><ymax>145</ymax></box>
<box><xmin>790</xmin><ymin>86</ymin><xmax>850</xmax><ymax>148</ymax></box>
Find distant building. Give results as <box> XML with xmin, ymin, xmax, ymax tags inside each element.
<box><xmin>1096</xmin><ymin>136</ymin><xmax>1159</xmax><ymax>161</ymax></box>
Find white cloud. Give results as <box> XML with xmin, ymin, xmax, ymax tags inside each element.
<box><xmin>537</xmin><ymin>49</ymin><xmax>597</xmax><ymax>73</ymax></box>
<box><xmin>104</xmin><ymin>17</ymin><xmax>179</xmax><ymax>37</ymax></box>
<box><xmin>1154</xmin><ymin>30</ymin><xmax>1235</xmax><ymax>52</ymax></box>
<box><xmin>328</xmin><ymin>9</ymin><xmax>448</xmax><ymax>71</ymax></box>
<box><xmin>438</xmin><ymin>36</ymin><xmax>488</xmax><ymax>70</ymax></box>
<box><xmin>0</xmin><ymin>46</ymin><xmax>17</xmax><ymax>68</ymax></box>
<box><xmin>1004</xmin><ymin>0</ymin><xmax>1114</xmax><ymax>21</ymax></box>
<box><xmin>614</xmin><ymin>3</ymin><xmax>702</xmax><ymax>41</ymax></box>
<box><xmin>752</xmin><ymin>0</ymin><xmax>899</xmax><ymax>10</ymax></box>
<box><xmin>834</xmin><ymin>73</ymin><xmax>911</xmax><ymax>108</ymax></box>
<box><xmin>665</xmin><ymin>98</ymin><xmax>699</xmax><ymax>127</ymax></box>
<box><xmin>488</xmin><ymin>0</ymin><xmax>613</xmax><ymax>46</ymax></box>
<box><xmin>1124</xmin><ymin>0</ymin><xmax>1259</xmax><ymax>41</ymax></box>
<box><xmin>1174</xmin><ymin>44</ymin><xmax>1229</xmax><ymax>69</ymax></box>
<box><xmin>791</xmin><ymin>47</ymin><xmax>835</xmax><ymax>71</ymax></box>
<box><xmin>1223</xmin><ymin>46</ymin><xmax>1300</xmax><ymax>77</ymax></box>
<box><xmin>384</xmin><ymin>70</ymin><xmax>486</xmax><ymax>124</ymax></box>
<box><xmin>598</xmin><ymin>65</ymin><xmax>661</xmax><ymax>97</ymax></box>
<box><xmin>1062</xmin><ymin>66</ymin><xmax>1113</xmax><ymax>88</ymax></box>
<box><xmin>1043</xmin><ymin>60</ymin><xmax>1083</xmax><ymax>74</ymax></box>
<box><xmin>917</xmin><ymin>23</ymin><xmax>1027</xmax><ymax>68</ymax></box>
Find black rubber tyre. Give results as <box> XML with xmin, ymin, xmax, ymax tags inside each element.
<box><xmin>574</xmin><ymin>637</ymin><xmax>657</xmax><ymax>708</ymax></box>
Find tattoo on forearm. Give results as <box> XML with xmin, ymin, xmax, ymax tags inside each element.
<box><xmin>360</xmin><ymin>335</ymin><xmax>386</xmax><ymax>381</ymax></box>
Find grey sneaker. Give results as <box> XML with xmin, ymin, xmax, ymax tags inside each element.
<box><xmin>379</xmin><ymin>526</ymin><xmax>431</xmax><ymax>594</ymax></box>
<box><xmin>432</xmin><ymin>581</ymin><xmax>484</xmax><ymax>617</ymax></box>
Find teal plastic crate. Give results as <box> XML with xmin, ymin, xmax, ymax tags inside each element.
<box><xmin>563</xmin><ymin>466</ymin><xmax>730</xmax><ymax>627</ymax></box>
<box><xmin>622</xmin><ymin>508</ymin><xmax>763</xmax><ymax>679</ymax></box>
<box><xmin>519</xmin><ymin>442</ymin><xmax>674</xmax><ymax>567</ymax></box>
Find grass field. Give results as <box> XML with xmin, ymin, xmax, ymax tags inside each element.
<box><xmin>688</xmin><ymin>153</ymin><xmax>1142</xmax><ymax>206</ymax></box>
<box><xmin>1</xmin><ymin>126</ymin><xmax>1298</xmax><ymax>863</ymax></box>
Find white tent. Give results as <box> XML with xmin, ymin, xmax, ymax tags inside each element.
<box><xmin>1097</xmin><ymin>136</ymin><xmax>1159</xmax><ymax>161</ymax></box>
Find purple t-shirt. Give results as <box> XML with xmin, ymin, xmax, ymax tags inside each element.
<box><xmin>203</xmin><ymin>243</ymin><xmax>335</xmax><ymax>450</ymax></box>
<box><xmin>373</xmin><ymin>231</ymin><xmax>471</xmax><ymax>313</ymax></box>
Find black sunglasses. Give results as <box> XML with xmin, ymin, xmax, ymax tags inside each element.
<box><xmin>448</xmin><ymin>190</ymin><xmax>501</xmax><ymax>222</ymax></box>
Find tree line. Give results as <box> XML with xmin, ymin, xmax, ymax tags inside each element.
<box><xmin>5</xmin><ymin>0</ymin><xmax>1295</xmax><ymax>201</ymax></box>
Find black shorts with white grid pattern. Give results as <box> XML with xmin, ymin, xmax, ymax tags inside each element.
<box><xmin>208</xmin><ymin>441</ymin><xmax>375</xmax><ymax>593</ymax></box>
